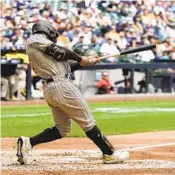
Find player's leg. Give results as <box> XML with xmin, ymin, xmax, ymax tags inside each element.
<box><xmin>29</xmin><ymin>106</ymin><xmax>71</xmax><ymax>147</ymax></box>
<box><xmin>16</xmin><ymin>106</ymin><xmax>71</xmax><ymax>165</ymax></box>
<box><xmin>85</xmin><ymin>125</ymin><xmax>129</xmax><ymax>164</ymax></box>
<box><xmin>60</xmin><ymin>81</ymin><xmax>129</xmax><ymax>163</ymax></box>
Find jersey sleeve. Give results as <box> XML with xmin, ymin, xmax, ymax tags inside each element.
<box><xmin>68</xmin><ymin>60</ymin><xmax>83</xmax><ymax>72</ymax></box>
<box><xmin>32</xmin><ymin>41</ymin><xmax>82</xmax><ymax>62</ymax></box>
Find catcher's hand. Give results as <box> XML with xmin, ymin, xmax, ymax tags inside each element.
<box><xmin>80</xmin><ymin>56</ymin><xmax>100</xmax><ymax>66</ymax></box>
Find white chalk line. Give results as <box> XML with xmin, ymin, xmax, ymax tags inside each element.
<box><xmin>93</xmin><ymin>107</ymin><xmax>175</xmax><ymax>113</ymax></box>
<box><xmin>1</xmin><ymin>112</ymin><xmax>51</xmax><ymax>118</ymax></box>
<box><xmin>120</xmin><ymin>142</ymin><xmax>175</xmax><ymax>151</ymax></box>
<box><xmin>2</xmin><ymin>142</ymin><xmax>175</xmax><ymax>156</ymax></box>
<box><xmin>2</xmin><ymin>107</ymin><xmax>175</xmax><ymax>118</ymax></box>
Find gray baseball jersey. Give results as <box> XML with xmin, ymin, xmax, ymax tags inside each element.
<box><xmin>26</xmin><ymin>34</ymin><xmax>96</xmax><ymax>136</ymax></box>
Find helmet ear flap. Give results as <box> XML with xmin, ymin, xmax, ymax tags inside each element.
<box><xmin>56</xmin><ymin>32</ymin><xmax>59</xmax><ymax>37</ymax></box>
<box><xmin>48</xmin><ymin>28</ymin><xmax>58</xmax><ymax>42</ymax></box>
<box><xmin>49</xmin><ymin>29</ymin><xmax>59</xmax><ymax>37</ymax></box>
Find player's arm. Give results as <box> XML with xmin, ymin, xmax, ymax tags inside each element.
<box><xmin>44</xmin><ymin>43</ymin><xmax>82</xmax><ymax>62</ymax></box>
<box><xmin>32</xmin><ymin>42</ymin><xmax>99</xmax><ymax>66</ymax></box>
<box><xmin>44</xmin><ymin>43</ymin><xmax>101</xmax><ymax>66</ymax></box>
<box><xmin>32</xmin><ymin>42</ymin><xmax>82</xmax><ymax>62</ymax></box>
<box><xmin>68</xmin><ymin>55</ymin><xmax>100</xmax><ymax>71</ymax></box>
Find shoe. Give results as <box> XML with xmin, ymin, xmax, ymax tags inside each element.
<box><xmin>12</xmin><ymin>95</ymin><xmax>17</xmax><ymax>101</ymax></box>
<box><xmin>103</xmin><ymin>150</ymin><xmax>129</xmax><ymax>164</ymax></box>
<box><xmin>16</xmin><ymin>136</ymin><xmax>32</xmax><ymax>165</ymax></box>
<box><xmin>1</xmin><ymin>97</ymin><xmax>9</xmax><ymax>101</ymax></box>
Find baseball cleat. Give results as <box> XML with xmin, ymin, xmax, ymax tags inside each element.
<box><xmin>103</xmin><ymin>150</ymin><xmax>129</xmax><ymax>164</ymax></box>
<box><xmin>16</xmin><ymin>136</ymin><xmax>32</xmax><ymax>165</ymax></box>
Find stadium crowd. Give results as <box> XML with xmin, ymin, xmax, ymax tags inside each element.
<box><xmin>1</xmin><ymin>0</ymin><xmax>175</xmax><ymax>100</ymax></box>
<box><xmin>1</xmin><ymin>0</ymin><xmax>175</xmax><ymax>59</ymax></box>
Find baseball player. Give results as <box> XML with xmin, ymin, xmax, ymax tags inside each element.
<box><xmin>16</xmin><ymin>20</ymin><xmax>129</xmax><ymax>165</ymax></box>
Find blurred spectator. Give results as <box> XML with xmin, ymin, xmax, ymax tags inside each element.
<box><xmin>138</xmin><ymin>77</ymin><xmax>146</xmax><ymax>93</ymax></box>
<box><xmin>165</xmin><ymin>13</ymin><xmax>175</xmax><ymax>39</ymax></box>
<box><xmin>57</xmin><ymin>31</ymin><xmax>71</xmax><ymax>48</ymax></box>
<box><xmin>125</xmin><ymin>79</ymin><xmax>132</xmax><ymax>94</ymax></box>
<box><xmin>106</xmin><ymin>25</ymin><xmax>120</xmax><ymax>43</ymax></box>
<box><xmin>133</xmin><ymin>19</ymin><xmax>144</xmax><ymax>34</ymax></box>
<box><xmin>55</xmin><ymin>6</ymin><xmax>68</xmax><ymax>20</ymax></box>
<box><xmin>72</xmin><ymin>33</ymin><xmax>86</xmax><ymax>55</ymax></box>
<box><xmin>79</xmin><ymin>9</ymin><xmax>97</xmax><ymax>28</ymax></box>
<box><xmin>15</xmin><ymin>64</ymin><xmax>28</xmax><ymax>100</ymax></box>
<box><xmin>141</xmin><ymin>8</ymin><xmax>156</xmax><ymax>26</ymax></box>
<box><xmin>1</xmin><ymin>37</ymin><xmax>13</xmax><ymax>50</ymax></box>
<box><xmin>132</xmin><ymin>41</ymin><xmax>156</xmax><ymax>62</ymax></box>
<box><xmin>97</xmin><ymin>72</ymin><xmax>115</xmax><ymax>95</ymax></box>
<box><xmin>14</xmin><ymin>28</ymin><xmax>26</xmax><ymax>49</ymax></box>
<box><xmin>83</xmin><ymin>25</ymin><xmax>93</xmax><ymax>45</ymax></box>
<box><xmin>68</xmin><ymin>25</ymin><xmax>82</xmax><ymax>46</ymax></box>
<box><xmin>165</xmin><ymin>38</ymin><xmax>175</xmax><ymax>60</ymax></box>
<box><xmin>100</xmin><ymin>37</ymin><xmax>120</xmax><ymax>63</ymax></box>
<box><xmin>53</xmin><ymin>15</ymin><xmax>61</xmax><ymax>31</ymax></box>
<box><xmin>1</xmin><ymin>0</ymin><xmax>174</xmax><ymax>61</ymax></box>
<box><xmin>117</xmin><ymin>31</ymin><xmax>128</xmax><ymax>50</ymax></box>
<box><xmin>7</xmin><ymin>72</ymin><xmax>19</xmax><ymax>100</ymax></box>
<box><xmin>96</xmin><ymin>11</ymin><xmax>112</xmax><ymax>36</ymax></box>
<box><xmin>156</xmin><ymin>38</ymin><xmax>174</xmax><ymax>60</ymax></box>
<box><xmin>89</xmin><ymin>35</ymin><xmax>101</xmax><ymax>52</ymax></box>
<box><xmin>153</xmin><ymin>1</ymin><xmax>165</xmax><ymax>15</ymax></box>
<box><xmin>5</xmin><ymin>50</ymin><xmax>29</xmax><ymax>64</ymax></box>
<box><xmin>106</xmin><ymin>0</ymin><xmax>118</xmax><ymax>21</ymax></box>
<box><xmin>1</xmin><ymin>77</ymin><xmax>9</xmax><ymax>101</ymax></box>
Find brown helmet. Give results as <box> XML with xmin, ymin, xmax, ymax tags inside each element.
<box><xmin>32</xmin><ymin>20</ymin><xmax>59</xmax><ymax>42</ymax></box>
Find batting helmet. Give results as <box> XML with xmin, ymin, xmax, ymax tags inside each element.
<box><xmin>32</xmin><ymin>20</ymin><xmax>59</xmax><ymax>43</ymax></box>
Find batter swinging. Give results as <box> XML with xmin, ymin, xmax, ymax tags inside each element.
<box><xmin>16</xmin><ymin>20</ymin><xmax>129</xmax><ymax>165</ymax></box>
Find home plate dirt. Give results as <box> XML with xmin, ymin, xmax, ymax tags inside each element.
<box><xmin>1</xmin><ymin>131</ymin><xmax>175</xmax><ymax>175</ymax></box>
<box><xmin>2</xmin><ymin>150</ymin><xmax>175</xmax><ymax>171</ymax></box>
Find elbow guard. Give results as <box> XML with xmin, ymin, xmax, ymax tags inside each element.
<box><xmin>44</xmin><ymin>43</ymin><xmax>82</xmax><ymax>62</ymax></box>
<box><xmin>44</xmin><ymin>43</ymin><xmax>66</xmax><ymax>61</ymax></box>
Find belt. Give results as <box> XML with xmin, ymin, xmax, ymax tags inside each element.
<box><xmin>46</xmin><ymin>78</ymin><xmax>54</xmax><ymax>84</ymax></box>
<box><xmin>45</xmin><ymin>73</ymin><xmax>71</xmax><ymax>84</ymax></box>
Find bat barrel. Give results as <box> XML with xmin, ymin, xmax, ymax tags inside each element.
<box><xmin>97</xmin><ymin>44</ymin><xmax>156</xmax><ymax>61</ymax></box>
<box><xmin>121</xmin><ymin>44</ymin><xmax>156</xmax><ymax>55</ymax></box>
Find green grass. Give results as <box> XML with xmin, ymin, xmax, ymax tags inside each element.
<box><xmin>1</xmin><ymin>101</ymin><xmax>175</xmax><ymax>137</ymax></box>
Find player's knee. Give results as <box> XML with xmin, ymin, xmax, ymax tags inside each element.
<box><xmin>83</xmin><ymin>124</ymin><xmax>96</xmax><ymax>133</ymax></box>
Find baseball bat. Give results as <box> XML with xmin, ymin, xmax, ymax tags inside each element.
<box><xmin>98</xmin><ymin>44</ymin><xmax>156</xmax><ymax>60</ymax></box>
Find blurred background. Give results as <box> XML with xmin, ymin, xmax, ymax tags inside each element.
<box><xmin>1</xmin><ymin>0</ymin><xmax>175</xmax><ymax>100</ymax></box>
